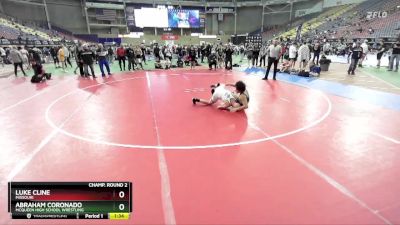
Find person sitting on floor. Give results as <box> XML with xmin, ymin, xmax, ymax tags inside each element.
<box><xmin>31</xmin><ymin>60</ymin><xmax>51</xmax><ymax>83</ymax></box>
<box><xmin>279</xmin><ymin>59</ymin><xmax>291</xmax><ymax>73</ymax></box>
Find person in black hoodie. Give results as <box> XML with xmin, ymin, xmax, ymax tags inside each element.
<box><xmin>126</xmin><ymin>45</ymin><xmax>135</xmax><ymax>71</ymax></box>
<box><xmin>197</xmin><ymin>45</ymin><xmax>201</xmax><ymax>59</ymax></box>
<box><xmin>189</xmin><ymin>46</ymin><xmax>197</xmax><ymax>69</ymax></box>
<box><xmin>252</xmin><ymin>45</ymin><xmax>260</xmax><ymax>67</ymax></box>
<box><xmin>205</xmin><ymin>43</ymin><xmax>211</xmax><ymax>61</ymax></box>
<box><xmin>140</xmin><ymin>43</ymin><xmax>147</xmax><ymax>65</ymax></box>
<box><xmin>50</xmin><ymin>46</ymin><xmax>60</xmax><ymax>68</ymax></box>
<box><xmin>74</xmin><ymin>44</ymin><xmax>85</xmax><ymax>77</ymax></box>
<box><xmin>153</xmin><ymin>44</ymin><xmax>160</xmax><ymax>61</ymax></box>
<box><xmin>348</xmin><ymin>42</ymin><xmax>362</xmax><ymax>75</ymax></box>
<box><xmin>200</xmin><ymin>44</ymin><xmax>206</xmax><ymax>63</ymax></box>
<box><xmin>376</xmin><ymin>41</ymin><xmax>385</xmax><ymax>68</ymax></box>
<box><xmin>225</xmin><ymin>45</ymin><xmax>234</xmax><ymax>70</ymax></box>
<box><xmin>312</xmin><ymin>42</ymin><xmax>321</xmax><ymax>65</ymax></box>
<box><xmin>81</xmin><ymin>45</ymin><xmax>96</xmax><ymax>78</ymax></box>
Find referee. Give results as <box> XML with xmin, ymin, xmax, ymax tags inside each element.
<box><xmin>262</xmin><ymin>40</ymin><xmax>281</xmax><ymax>80</ymax></box>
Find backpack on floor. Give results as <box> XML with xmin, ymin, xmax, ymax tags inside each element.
<box><xmin>311</xmin><ymin>66</ymin><xmax>321</xmax><ymax>75</ymax></box>
<box><xmin>298</xmin><ymin>70</ymin><xmax>310</xmax><ymax>77</ymax></box>
<box><xmin>177</xmin><ymin>60</ymin><xmax>183</xmax><ymax>68</ymax></box>
<box><xmin>31</xmin><ymin>75</ymin><xmax>43</xmax><ymax>83</ymax></box>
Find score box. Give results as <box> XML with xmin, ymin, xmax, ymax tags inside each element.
<box><xmin>8</xmin><ymin>182</ymin><xmax>132</xmax><ymax>220</ymax></box>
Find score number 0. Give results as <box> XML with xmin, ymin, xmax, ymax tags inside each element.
<box><xmin>118</xmin><ymin>191</ymin><xmax>125</xmax><ymax>211</ymax></box>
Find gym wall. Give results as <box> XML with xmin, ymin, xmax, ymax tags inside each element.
<box><xmin>2</xmin><ymin>0</ymin><xmax>87</xmax><ymax>34</ymax></box>
<box><xmin>2</xmin><ymin>0</ymin><xmax>47</xmax><ymax>23</ymax></box>
<box><xmin>46</xmin><ymin>0</ymin><xmax>87</xmax><ymax>34</ymax></box>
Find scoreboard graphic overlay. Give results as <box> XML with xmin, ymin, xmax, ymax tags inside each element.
<box><xmin>8</xmin><ymin>182</ymin><xmax>132</xmax><ymax>220</ymax></box>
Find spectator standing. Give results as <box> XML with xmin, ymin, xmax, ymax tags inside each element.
<box><xmin>19</xmin><ymin>46</ymin><xmax>30</xmax><ymax>70</ymax></box>
<box><xmin>50</xmin><ymin>46</ymin><xmax>60</xmax><ymax>68</ymax></box>
<box><xmin>107</xmin><ymin>46</ymin><xmax>114</xmax><ymax>64</ymax></box>
<box><xmin>252</xmin><ymin>45</ymin><xmax>260</xmax><ymax>67</ymax></box>
<box><xmin>298</xmin><ymin>42</ymin><xmax>311</xmax><ymax>71</ymax></box>
<box><xmin>153</xmin><ymin>44</ymin><xmax>161</xmax><ymax>61</ymax></box>
<box><xmin>312</xmin><ymin>42</ymin><xmax>321</xmax><ymax>64</ymax></box>
<box><xmin>74</xmin><ymin>44</ymin><xmax>84</xmax><ymax>77</ymax></box>
<box><xmin>116</xmin><ymin>45</ymin><xmax>126</xmax><ymax>71</ymax></box>
<box><xmin>359</xmin><ymin>40</ymin><xmax>369</xmax><ymax>67</ymax></box>
<box><xmin>246</xmin><ymin>43</ymin><xmax>254</xmax><ymax>67</ymax></box>
<box><xmin>388</xmin><ymin>41</ymin><xmax>400</xmax><ymax>72</ymax></box>
<box><xmin>376</xmin><ymin>41</ymin><xmax>385</xmax><ymax>68</ymax></box>
<box><xmin>81</xmin><ymin>45</ymin><xmax>96</xmax><ymax>78</ymax></box>
<box><xmin>225</xmin><ymin>45</ymin><xmax>234</xmax><ymax>70</ymax></box>
<box><xmin>200</xmin><ymin>44</ymin><xmax>206</xmax><ymax>63</ymax></box>
<box><xmin>126</xmin><ymin>45</ymin><xmax>135</xmax><ymax>71</ymax></box>
<box><xmin>97</xmin><ymin>44</ymin><xmax>111</xmax><ymax>77</ymax></box>
<box><xmin>0</xmin><ymin>47</ymin><xmax>5</xmax><ymax>67</ymax></box>
<box><xmin>57</xmin><ymin>46</ymin><xmax>66</xmax><ymax>72</ymax></box>
<box><xmin>134</xmin><ymin>46</ymin><xmax>144</xmax><ymax>70</ymax></box>
<box><xmin>140</xmin><ymin>43</ymin><xmax>147</xmax><ymax>65</ymax></box>
<box><xmin>348</xmin><ymin>42</ymin><xmax>362</xmax><ymax>75</ymax></box>
<box><xmin>259</xmin><ymin>44</ymin><xmax>267</xmax><ymax>67</ymax></box>
<box><xmin>189</xmin><ymin>46</ymin><xmax>197</xmax><ymax>69</ymax></box>
<box><xmin>63</xmin><ymin>45</ymin><xmax>73</xmax><ymax>68</ymax></box>
<box><xmin>289</xmin><ymin>42</ymin><xmax>298</xmax><ymax>70</ymax></box>
<box><xmin>239</xmin><ymin>44</ymin><xmax>245</xmax><ymax>63</ymax></box>
<box><xmin>9</xmin><ymin>46</ymin><xmax>26</xmax><ymax>77</ymax></box>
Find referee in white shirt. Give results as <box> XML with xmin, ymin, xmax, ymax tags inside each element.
<box><xmin>262</xmin><ymin>40</ymin><xmax>282</xmax><ymax>80</ymax></box>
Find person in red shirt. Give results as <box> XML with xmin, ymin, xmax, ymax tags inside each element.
<box><xmin>116</xmin><ymin>45</ymin><xmax>126</xmax><ymax>71</ymax></box>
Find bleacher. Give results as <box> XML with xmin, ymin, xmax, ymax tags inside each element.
<box><xmin>0</xmin><ymin>14</ymin><xmax>62</xmax><ymax>42</ymax></box>
<box><xmin>260</xmin><ymin>0</ymin><xmax>400</xmax><ymax>42</ymax></box>
<box><xmin>278</xmin><ymin>5</ymin><xmax>354</xmax><ymax>40</ymax></box>
<box><xmin>0</xmin><ymin>24</ymin><xmax>19</xmax><ymax>40</ymax></box>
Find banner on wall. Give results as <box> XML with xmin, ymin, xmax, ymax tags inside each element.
<box><xmin>125</xmin><ymin>4</ymin><xmax>136</xmax><ymax>27</ymax></box>
<box><xmin>86</xmin><ymin>2</ymin><xmax>124</xmax><ymax>10</ymax></box>
<box><xmin>161</xmin><ymin>34</ymin><xmax>179</xmax><ymax>40</ymax></box>
<box><xmin>0</xmin><ymin>39</ymin><xmax>60</xmax><ymax>46</ymax></box>
<box><xmin>245</xmin><ymin>35</ymin><xmax>262</xmax><ymax>48</ymax></box>
<box><xmin>206</xmin><ymin>7</ymin><xmax>235</xmax><ymax>14</ymax></box>
<box><xmin>366</xmin><ymin>11</ymin><xmax>388</xmax><ymax>20</ymax></box>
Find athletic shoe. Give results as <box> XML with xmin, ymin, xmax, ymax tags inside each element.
<box><xmin>262</xmin><ymin>77</ymin><xmax>268</xmax><ymax>80</ymax></box>
<box><xmin>210</xmin><ymin>83</ymin><xmax>220</xmax><ymax>88</ymax></box>
<box><xmin>347</xmin><ymin>71</ymin><xmax>350</xmax><ymax>75</ymax></box>
<box><xmin>192</xmin><ymin>98</ymin><xmax>199</xmax><ymax>105</ymax></box>
<box><xmin>351</xmin><ymin>72</ymin><xmax>355</xmax><ymax>75</ymax></box>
